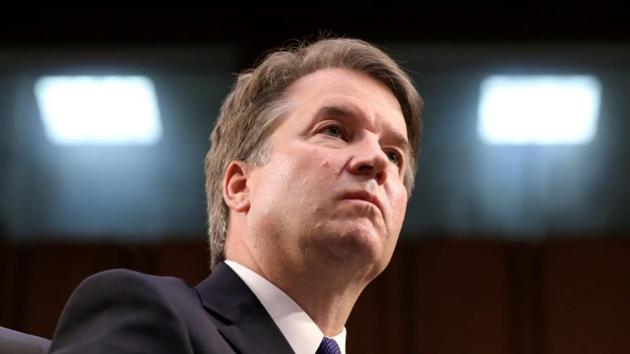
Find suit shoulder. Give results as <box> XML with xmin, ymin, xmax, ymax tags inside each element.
<box><xmin>50</xmin><ymin>269</ymin><xmax>206</xmax><ymax>353</ymax></box>
<box><xmin>69</xmin><ymin>268</ymin><xmax>199</xmax><ymax>309</ymax></box>
<box><xmin>80</xmin><ymin>268</ymin><xmax>188</xmax><ymax>288</ymax></box>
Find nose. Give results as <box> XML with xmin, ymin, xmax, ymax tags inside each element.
<box><xmin>348</xmin><ymin>136</ymin><xmax>388</xmax><ymax>185</ymax></box>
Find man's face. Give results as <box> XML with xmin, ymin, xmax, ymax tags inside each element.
<box><xmin>246</xmin><ymin>68</ymin><xmax>410</xmax><ymax>280</ymax></box>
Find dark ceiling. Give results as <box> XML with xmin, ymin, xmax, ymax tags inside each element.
<box><xmin>2</xmin><ymin>3</ymin><xmax>630</xmax><ymax>55</ymax></box>
<box><xmin>0</xmin><ymin>0</ymin><xmax>630</xmax><ymax>69</ymax></box>
<box><xmin>0</xmin><ymin>0</ymin><xmax>630</xmax><ymax>71</ymax></box>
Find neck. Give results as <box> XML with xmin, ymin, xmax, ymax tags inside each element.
<box><xmin>273</xmin><ymin>265</ymin><xmax>366</xmax><ymax>336</ymax></box>
<box><xmin>230</xmin><ymin>251</ymin><xmax>371</xmax><ymax>336</ymax></box>
<box><xmin>224</xmin><ymin>226</ymin><xmax>378</xmax><ymax>336</ymax></box>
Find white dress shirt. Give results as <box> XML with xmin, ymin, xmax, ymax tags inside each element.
<box><xmin>225</xmin><ymin>260</ymin><xmax>346</xmax><ymax>354</ymax></box>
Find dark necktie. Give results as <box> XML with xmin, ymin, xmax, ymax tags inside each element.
<box><xmin>316</xmin><ymin>337</ymin><xmax>341</xmax><ymax>354</ymax></box>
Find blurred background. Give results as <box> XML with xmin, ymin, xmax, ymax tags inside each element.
<box><xmin>1</xmin><ymin>3</ymin><xmax>630</xmax><ymax>354</ymax></box>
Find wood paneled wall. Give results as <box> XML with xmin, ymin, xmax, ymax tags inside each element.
<box><xmin>1</xmin><ymin>238</ymin><xmax>629</xmax><ymax>354</ymax></box>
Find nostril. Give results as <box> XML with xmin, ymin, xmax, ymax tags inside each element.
<box><xmin>358</xmin><ymin>164</ymin><xmax>373</xmax><ymax>172</ymax></box>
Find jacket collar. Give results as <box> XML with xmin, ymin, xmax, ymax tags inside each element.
<box><xmin>195</xmin><ymin>262</ymin><xmax>294</xmax><ymax>354</ymax></box>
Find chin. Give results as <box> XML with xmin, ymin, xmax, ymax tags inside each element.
<box><xmin>326</xmin><ymin>223</ymin><xmax>387</xmax><ymax>264</ymax></box>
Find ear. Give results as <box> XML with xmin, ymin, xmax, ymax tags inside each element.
<box><xmin>223</xmin><ymin>161</ymin><xmax>251</xmax><ymax>213</ymax></box>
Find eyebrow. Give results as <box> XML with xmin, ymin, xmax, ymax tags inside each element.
<box><xmin>315</xmin><ymin>104</ymin><xmax>411</xmax><ymax>154</ymax></box>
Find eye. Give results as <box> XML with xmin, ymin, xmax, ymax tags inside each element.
<box><xmin>322</xmin><ymin>125</ymin><xmax>345</xmax><ymax>139</ymax></box>
<box><xmin>385</xmin><ymin>150</ymin><xmax>403</xmax><ymax>166</ymax></box>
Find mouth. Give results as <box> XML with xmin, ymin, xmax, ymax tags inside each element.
<box><xmin>341</xmin><ymin>190</ymin><xmax>383</xmax><ymax>215</ymax></box>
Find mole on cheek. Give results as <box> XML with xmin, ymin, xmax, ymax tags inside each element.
<box><xmin>319</xmin><ymin>159</ymin><xmax>341</xmax><ymax>175</ymax></box>
<box><xmin>320</xmin><ymin>159</ymin><xmax>340</xmax><ymax>174</ymax></box>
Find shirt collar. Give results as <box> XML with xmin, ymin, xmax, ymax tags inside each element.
<box><xmin>225</xmin><ymin>260</ymin><xmax>346</xmax><ymax>354</ymax></box>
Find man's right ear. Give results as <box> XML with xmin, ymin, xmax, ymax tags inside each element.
<box><xmin>223</xmin><ymin>161</ymin><xmax>250</xmax><ymax>212</ymax></box>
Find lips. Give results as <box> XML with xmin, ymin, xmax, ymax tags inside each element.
<box><xmin>341</xmin><ymin>190</ymin><xmax>383</xmax><ymax>215</ymax></box>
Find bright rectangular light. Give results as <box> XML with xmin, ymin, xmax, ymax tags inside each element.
<box><xmin>34</xmin><ymin>76</ymin><xmax>162</xmax><ymax>145</ymax></box>
<box><xmin>478</xmin><ymin>75</ymin><xmax>601</xmax><ymax>144</ymax></box>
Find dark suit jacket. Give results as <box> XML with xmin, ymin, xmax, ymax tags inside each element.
<box><xmin>0</xmin><ymin>326</ymin><xmax>50</xmax><ymax>354</ymax></box>
<box><xmin>48</xmin><ymin>262</ymin><xmax>294</xmax><ymax>354</ymax></box>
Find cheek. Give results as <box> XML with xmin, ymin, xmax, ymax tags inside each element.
<box><xmin>249</xmin><ymin>159</ymin><xmax>292</xmax><ymax>208</ymax></box>
<box><xmin>319</xmin><ymin>158</ymin><xmax>342</xmax><ymax>175</ymax></box>
<box><xmin>289</xmin><ymin>144</ymin><xmax>343</xmax><ymax>184</ymax></box>
<box><xmin>388</xmin><ymin>184</ymin><xmax>409</xmax><ymax>227</ymax></box>
<box><xmin>252</xmin><ymin>144</ymin><xmax>345</xmax><ymax>211</ymax></box>
<box><xmin>256</xmin><ymin>150</ymin><xmax>334</xmax><ymax>202</ymax></box>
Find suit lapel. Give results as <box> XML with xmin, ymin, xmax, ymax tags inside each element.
<box><xmin>195</xmin><ymin>262</ymin><xmax>294</xmax><ymax>354</ymax></box>
<box><xmin>217</xmin><ymin>314</ymin><xmax>294</xmax><ymax>354</ymax></box>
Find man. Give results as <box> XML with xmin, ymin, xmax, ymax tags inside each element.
<box><xmin>48</xmin><ymin>37</ymin><xmax>422</xmax><ymax>354</ymax></box>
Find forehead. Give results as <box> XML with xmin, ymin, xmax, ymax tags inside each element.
<box><xmin>283</xmin><ymin>68</ymin><xmax>407</xmax><ymax>135</ymax></box>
